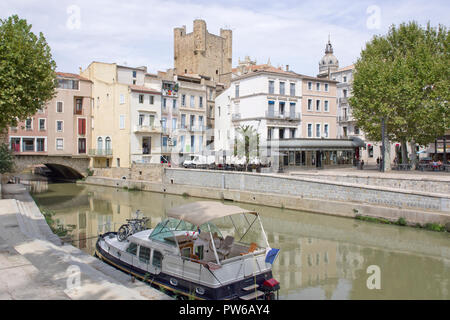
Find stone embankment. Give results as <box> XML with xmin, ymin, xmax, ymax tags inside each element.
<box><xmin>0</xmin><ymin>183</ymin><xmax>171</xmax><ymax>300</ymax></box>
<box><xmin>83</xmin><ymin>167</ymin><xmax>450</xmax><ymax>227</ymax></box>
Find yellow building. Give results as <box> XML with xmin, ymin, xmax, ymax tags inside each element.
<box><xmin>81</xmin><ymin>62</ymin><xmax>161</xmax><ymax>168</ymax></box>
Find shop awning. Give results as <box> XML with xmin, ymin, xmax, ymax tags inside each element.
<box><xmin>265</xmin><ymin>137</ymin><xmax>365</xmax><ymax>150</ymax></box>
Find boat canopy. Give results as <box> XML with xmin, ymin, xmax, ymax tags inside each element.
<box><xmin>166</xmin><ymin>201</ymin><xmax>257</xmax><ymax>226</ymax></box>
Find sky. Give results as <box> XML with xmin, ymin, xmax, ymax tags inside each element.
<box><xmin>1</xmin><ymin>0</ymin><xmax>449</xmax><ymax>76</ymax></box>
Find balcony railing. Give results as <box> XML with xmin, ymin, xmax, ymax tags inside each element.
<box><xmin>265</xmin><ymin>111</ymin><xmax>301</xmax><ymax>121</ymax></box>
<box><xmin>339</xmin><ymin>97</ymin><xmax>349</xmax><ymax>104</ymax></box>
<box><xmin>88</xmin><ymin>149</ymin><xmax>113</xmax><ymax>157</ymax></box>
<box><xmin>134</xmin><ymin>125</ymin><xmax>162</xmax><ymax>133</ymax></box>
<box><xmin>162</xmin><ymin>88</ymin><xmax>178</xmax><ymax>97</ymax></box>
<box><xmin>338</xmin><ymin>115</ymin><xmax>354</xmax><ymax>122</ymax></box>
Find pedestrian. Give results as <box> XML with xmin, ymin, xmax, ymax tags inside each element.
<box><xmin>361</xmin><ymin>160</ymin><xmax>364</xmax><ymax>170</ymax></box>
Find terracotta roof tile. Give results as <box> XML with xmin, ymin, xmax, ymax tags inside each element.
<box><xmin>129</xmin><ymin>84</ymin><xmax>161</xmax><ymax>95</ymax></box>
<box><xmin>56</xmin><ymin>72</ymin><xmax>91</xmax><ymax>82</ymax></box>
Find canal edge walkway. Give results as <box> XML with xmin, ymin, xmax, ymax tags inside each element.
<box><xmin>0</xmin><ymin>183</ymin><xmax>172</xmax><ymax>300</ymax></box>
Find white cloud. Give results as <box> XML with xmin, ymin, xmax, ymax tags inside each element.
<box><xmin>1</xmin><ymin>0</ymin><xmax>448</xmax><ymax>76</ymax></box>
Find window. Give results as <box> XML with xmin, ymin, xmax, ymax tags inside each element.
<box><xmin>22</xmin><ymin>138</ymin><xmax>34</xmax><ymax>151</ymax></box>
<box><xmin>152</xmin><ymin>250</ymin><xmax>163</xmax><ymax>268</ymax></box>
<box><xmin>56</xmin><ymin>138</ymin><xmax>64</xmax><ymax>150</ymax></box>
<box><xmin>290</xmin><ymin>83</ymin><xmax>295</xmax><ymax>96</ymax></box>
<box><xmin>290</xmin><ymin>128</ymin><xmax>296</xmax><ymax>138</ymax></box>
<box><xmin>119</xmin><ymin>115</ymin><xmax>125</xmax><ymax>129</ymax></box>
<box><xmin>198</xmin><ymin>115</ymin><xmax>203</xmax><ymax>129</ymax></box>
<box><xmin>307</xmin><ymin>99</ymin><xmax>312</xmax><ymax>111</ymax></box>
<box><xmin>316</xmin><ymin>124</ymin><xmax>321</xmax><ymax>137</ymax></box>
<box><xmin>199</xmin><ymin>135</ymin><xmax>203</xmax><ymax>152</ymax></box>
<box><xmin>195</xmin><ymin>245</ymin><xmax>204</xmax><ymax>260</ymax></box>
<box><xmin>355</xmin><ymin>126</ymin><xmax>360</xmax><ymax>135</ymax></box>
<box><xmin>36</xmin><ymin>138</ymin><xmax>45</xmax><ymax>152</ymax></box>
<box><xmin>324</xmin><ymin>124</ymin><xmax>329</xmax><ymax>138</ymax></box>
<box><xmin>105</xmin><ymin>137</ymin><xmax>111</xmax><ymax>151</ymax></box>
<box><xmin>190</xmin><ymin>115</ymin><xmax>195</xmax><ymax>129</ymax></box>
<box><xmin>324</xmin><ymin>83</ymin><xmax>329</xmax><ymax>92</ymax></box>
<box><xmin>97</xmin><ymin>137</ymin><xmax>103</xmax><ymax>150</ymax></box>
<box><xmin>289</xmin><ymin>102</ymin><xmax>296</xmax><ymax>117</ymax></box>
<box><xmin>163</xmin><ymin>98</ymin><xmax>167</xmax><ymax>109</ymax></box>
<box><xmin>279</xmin><ymin>128</ymin><xmax>285</xmax><ymax>139</ymax></box>
<box><xmin>182</xmin><ymin>94</ymin><xmax>186</xmax><ymax>106</ymax></box>
<box><xmin>149</xmin><ymin>115</ymin><xmax>155</xmax><ymax>127</ymax></box>
<box><xmin>57</xmin><ymin>102</ymin><xmax>63</xmax><ymax>113</ymax></box>
<box><xmin>324</xmin><ymin>100</ymin><xmax>329</xmax><ymax>112</ymax></box>
<box><xmin>117</xmin><ymin>158</ymin><xmax>120</xmax><ymax>167</ymax></box>
<box><xmin>308</xmin><ymin>82</ymin><xmax>312</xmax><ymax>90</ymax></box>
<box><xmin>78</xmin><ymin>138</ymin><xmax>86</xmax><ymax>154</ymax></box>
<box><xmin>56</xmin><ymin>120</ymin><xmax>63</xmax><ymax>132</ymax></box>
<box><xmin>173</xmin><ymin>99</ymin><xmax>177</xmax><ymax>109</ymax></box>
<box><xmin>307</xmin><ymin>124</ymin><xmax>312</xmax><ymax>137</ymax></box>
<box><xmin>39</xmin><ymin>119</ymin><xmax>46</xmax><ymax>131</ymax></box>
<box><xmin>149</xmin><ymin>95</ymin><xmax>154</xmax><ymax>104</ymax></box>
<box><xmin>343</xmin><ymin>89</ymin><xmax>348</xmax><ymax>98</ymax></box>
<box><xmin>57</xmin><ymin>79</ymin><xmax>79</xmax><ymax>90</ymax></box>
<box><xmin>268</xmin><ymin>101</ymin><xmax>275</xmax><ymax>116</ymax></box>
<box><xmin>235</xmin><ymin>84</ymin><xmax>239</xmax><ymax>98</ymax></box>
<box><xmin>75</xmin><ymin>98</ymin><xmax>83</xmax><ymax>114</ymax></box>
<box><xmin>172</xmin><ymin>118</ymin><xmax>177</xmax><ymax>130</ymax></box>
<box><xmin>316</xmin><ymin>100</ymin><xmax>321</xmax><ymax>112</ymax></box>
<box><xmin>181</xmin><ymin>114</ymin><xmax>186</xmax><ymax>128</ymax></box>
<box><xmin>132</xmin><ymin>70</ymin><xmax>137</xmax><ymax>78</ymax></box>
<box><xmin>279</xmin><ymin>82</ymin><xmax>285</xmax><ymax>95</ymax></box>
<box><xmin>120</xmin><ymin>94</ymin><xmax>125</xmax><ymax>104</ymax></box>
<box><xmin>78</xmin><ymin>118</ymin><xmax>86</xmax><ymax>135</ymax></box>
<box><xmin>180</xmin><ymin>135</ymin><xmax>185</xmax><ymax>152</ymax></box>
<box><xmin>209</xmin><ymin>89</ymin><xmax>213</xmax><ymax>100</ymax></box>
<box><xmin>139</xmin><ymin>94</ymin><xmax>144</xmax><ymax>104</ymax></box>
<box><xmin>316</xmin><ymin>82</ymin><xmax>320</xmax><ymax>91</ymax></box>
<box><xmin>139</xmin><ymin>246</ymin><xmax>150</xmax><ymax>263</ymax></box>
<box><xmin>126</xmin><ymin>243</ymin><xmax>138</xmax><ymax>255</ymax></box>
<box><xmin>268</xmin><ymin>80</ymin><xmax>274</xmax><ymax>94</ymax></box>
<box><xmin>267</xmin><ymin>128</ymin><xmax>273</xmax><ymax>140</ymax></box>
<box><xmin>139</xmin><ymin>114</ymin><xmax>145</xmax><ymax>126</ymax></box>
<box><xmin>190</xmin><ymin>95</ymin><xmax>195</xmax><ymax>108</ymax></box>
<box><xmin>343</xmin><ymin>76</ymin><xmax>347</xmax><ymax>83</ymax></box>
<box><xmin>279</xmin><ymin>101</ymin><xmax>285</xmax><ymax>115</ymax></box>
<box><xmin>190</xmin><ymin>135</ymin><xmax>195</xmax><ymax>149</ymax></box>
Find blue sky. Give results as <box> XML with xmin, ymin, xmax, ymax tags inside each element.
<box><xmin>1</xmin><ymin>0</ymin><xmax>449</xmax><ymax>76</ymax></box>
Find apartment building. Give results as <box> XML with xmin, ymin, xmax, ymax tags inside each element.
<box><xmin>8</xmin><ymin>72</ymin><xmax>92</xmax><ymax>158</ymax></box>
<box><xmin>215</xmin><ymin>59</ymin><xmax>363</xmax><ymax>169</ymax></box>
<box><xmin>81</xmin><ymin>62</ymin><xmax>162</xmax><ymax>168</ymax></box>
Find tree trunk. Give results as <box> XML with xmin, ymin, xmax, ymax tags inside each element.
<box><xmin>401</xmin><ymin>139</ymin><xmax>408</xmax><ymax>165</ymax></box>
<box><xmin>410</xmin><ymin>140</ymin><xmax>417</xmax><ymax>170</ymax></box>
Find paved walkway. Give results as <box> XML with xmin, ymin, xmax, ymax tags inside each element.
<box><xmin>0</xmin><ymin>183</ymin><xmax>172</xmax><ymax>300</ymax></box>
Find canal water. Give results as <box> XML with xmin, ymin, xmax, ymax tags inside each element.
<box><xmin>31</xmin><ymin>182</ymin><xmax>450</xmax><ymax>300</ymax></box>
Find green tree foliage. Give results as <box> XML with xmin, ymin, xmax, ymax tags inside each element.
<box><xmin>0</xmin><ymin>15</ymin><xmax>57</xmax><ymax>130</ymax></box>
<box><xmin>350</xmin><ymin>21</ymin><xmax>449</xmax><ymax>161</ymax></box>
<box><xmin>0</xmin><ymin>143</ymin><xmax>14</xmax><ymax>173</ymax></box>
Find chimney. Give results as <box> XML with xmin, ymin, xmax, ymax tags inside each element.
<box><xmin>286</xmin><ymin>65</ymin><xmax>289</xmax><ymax>71</ymax></box>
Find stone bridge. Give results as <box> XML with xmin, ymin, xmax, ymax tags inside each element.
<box><xmin>13</xmin><ymin>155</ymin><xmax>90</xmax><ymax>179</ymax></box>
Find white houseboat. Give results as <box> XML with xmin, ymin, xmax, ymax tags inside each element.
<box><xmin>95</xmin><ymin>201</ymin><xmax>280</xmax><ymax>300</ymax></box>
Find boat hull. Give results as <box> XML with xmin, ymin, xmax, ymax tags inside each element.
<box><xmin>95</xmin><ymin>233</ymin><xmax>275</xmax><ymax>300</ymax></box>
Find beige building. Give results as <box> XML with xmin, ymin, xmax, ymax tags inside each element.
<box><xmin>174</xmin><ymin>19</ymin><xmax>232</xmax><ymax>87</ymax></box>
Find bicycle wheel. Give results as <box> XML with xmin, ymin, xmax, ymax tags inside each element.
<box><xmin>117</xmin><ymin>224</ymin><xmax>129</xmax><ymax>242</ymax></box>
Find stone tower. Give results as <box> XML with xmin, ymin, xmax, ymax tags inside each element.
<box><xmin>174</xmin><ymin>20</ymin><xmax>232</xmax><ymax>87</ymax></box>
<box><xmin>318</xmin><ymin>36</ymin><xmax>339</xmax><ymax>78</ymax></box>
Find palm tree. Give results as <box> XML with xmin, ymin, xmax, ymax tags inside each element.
<box><xmin>234</xmin><ymin>125</ymin><xmax>260</xmax><ymax>169</ymax></box>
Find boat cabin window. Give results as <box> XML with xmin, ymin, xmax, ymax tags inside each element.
<box><xmin>195</xmin><ymin>245</ymin><xmax>204</xmax><ymax>260</ymax></box>
<box><xmin>152</xmin><ymin>250</ymin><xmax>163</xmax><ymax>268</ymax></box>
<box><xmin>181</xmin><ymin>247</ymin><xmax>191</xmax><ymax>258</ymax></box>
<box><xmin>126</xmin><ymin>242</ymin><xmax>138</xmax><ymax>255</ymax></box>
<box><xmin>149</xmin><ymin>219</ymin><xmax>178</xmax><ymax>246</ymax></box>
<box><xmin>139</xmin><ymin>246</ymin><xmax>151</xmax><ymax>263</ymax></box>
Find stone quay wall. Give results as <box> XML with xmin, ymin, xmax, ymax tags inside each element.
<box><xmin>93</xmin><ymin>164</ymin><xmax>164</xmax><ymax>182</ymax></box>
<box><xmin>163</xmin><ymin>168</ymin><xmax>450</xmax><ymax>214</ymax></box>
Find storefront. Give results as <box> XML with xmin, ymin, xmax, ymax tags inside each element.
<box><xmin>265</xmin><ymin>137</ymin><xmax>365</xmax><ymax>169</ymax></box>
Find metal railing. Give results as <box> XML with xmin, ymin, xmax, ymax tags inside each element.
<box><xmin>134</xmin><ymin>125</ymin><xmax>162</xmax><ymax>133</ymax></box>
<box><xmin>88</xmin><ymin>149</ymin><xmax>113</xmax><ymax>157</ymax></box>
<box><xmin>265</xmin><ymin>111</ymin><xmax>301</xmax><ymax>120</ymax></box>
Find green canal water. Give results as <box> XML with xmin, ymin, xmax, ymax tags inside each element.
<box><xmin>31</xmin><ymin>182</ymin><xmax>450</xmax><ymax>300</ymax></box>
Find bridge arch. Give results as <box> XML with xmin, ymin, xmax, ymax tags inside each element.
<box><xmin>13</xmin><ymin>155</ymin><xmax>90</xmax><ymax>180</ymax></box>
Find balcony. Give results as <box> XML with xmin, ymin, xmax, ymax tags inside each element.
<box><xmin>88</xmin><ymin>149</ymin><xmax>113</xmax><ymax>157</ymax></box>
<box><xmin>339</xmin><ymin>97</ymin><xmax>349</xmax><ymax>104</ymax></box>
<box><xmin>265</xmin><ymin>111</ymin><xmax>301</xmax><ymax>121</ymax></box>
<box><xmin>162</xmin><ymin>88</ymin><xmax>178</xmax><ymax>97</ymax></box>
<box><xmin>134</xmin><ymin>125</ymin><xmax>162</xmax><ymax>133</ymax></box>
<box><xmin>338</xmin><ymin>115</ymin><xmax>354</xmax><ymax>122</ymax></box>
<box><xmin>231</xmin><ymin>113</ymin><xmax>241</xmax><ymax>120</ymax></box>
